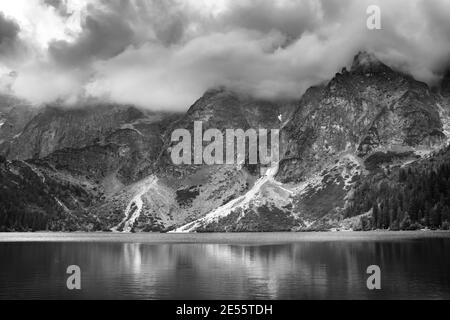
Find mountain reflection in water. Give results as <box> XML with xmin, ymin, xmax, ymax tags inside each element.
<box><xmin>0</xmin><ymin>234</ymin><xmax>449</xmax><ymax>300</ymax></box>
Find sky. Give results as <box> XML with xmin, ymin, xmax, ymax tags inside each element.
<box><xmin>0</xmin><ymin>0</ymin><xmax>450</xmax><ymax>110</ymax></box>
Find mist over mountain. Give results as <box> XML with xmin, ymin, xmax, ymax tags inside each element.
<box><xmin>2</xmin><ymin>0</ymin><xmax>450</xmax><ymax>110</ymax></box>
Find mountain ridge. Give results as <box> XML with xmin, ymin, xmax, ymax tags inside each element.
<box><xmin>2</xmin><ymin>51</ymin><xmax>450</xmax><ymax>232</ymax></box>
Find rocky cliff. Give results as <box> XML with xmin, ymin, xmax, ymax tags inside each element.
<box><xmin>175</xmin><ymin>52</ymin><xmax>450</xmax><ymax>232</ymax></box>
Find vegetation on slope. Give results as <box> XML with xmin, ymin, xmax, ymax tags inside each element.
<box><xmin>345</xmin><ymin>146</ymin><xmax>450</xmax><ymax>230</ymax></box>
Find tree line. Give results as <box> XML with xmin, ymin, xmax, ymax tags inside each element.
<box><xmin>345</xmin><ymin>147</ymin><xmax>450</xmax><ymax>230</ymax></box>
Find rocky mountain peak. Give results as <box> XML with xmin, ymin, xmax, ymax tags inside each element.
<box><xmin>279</xmin><ymin>50</ymin><xmax>445</xmax><ymax>184</ymax></box>
<box><xmin>182</xmin><ymin>86</ymin><xmax>296</xmax><ymax>131</ymax></box>
<box><xmin>350</xmin><ymin>51</ymin><xmax>391</xmax><ymax>74</ymax></box>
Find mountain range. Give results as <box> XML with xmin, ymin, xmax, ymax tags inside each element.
<box><xmin>1</xmin><ymin>52</ymin><xmax>450</xmax><ymax>232</ymax></box>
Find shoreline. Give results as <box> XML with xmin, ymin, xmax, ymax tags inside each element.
<box><xmin>1</xmin><ymin>230</ymin><xmax>450</xmax><ymax>244</ymax></box>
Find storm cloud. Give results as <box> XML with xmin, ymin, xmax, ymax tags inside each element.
<box><xmin>1</xmin><ymin>0</ymin><xmax>450</xmax><ymax>109</ymax></box>
<box><xmin>0</xmin><ymin>12</ymin><xmax>22</xmax><ymax>60</ymax></box>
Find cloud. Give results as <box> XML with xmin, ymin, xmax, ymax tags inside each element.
<box><xmin>0</xmin><ymin>12</ymin><xmax>20</xmax><ymax>41</ymax></box>
<box><xmin>217</xmin><ymin>0</ymin><xmax>324</xmax><ymax>43</ymax></box>
<box><xmin>47</xmin><ymin>0</ymin><xmax>198</xmax><ymax>67</ymax></box>
<box><xmin>43</xmin><ymin>0</ymin><xmax>70</xmax><ymax>16</ymax></box>
<box><xmin>86</xmin><ymin>29</ymin><xmax>354</xmax><ymax>110</ymax></box>
<box><xmin>1</xmin><ymin>0</ymin><xmax>450</xmax><ymax>109</ymax></box>
<box><xmin>0</xmin><ymin>12</ymin><xmax>22</xmax><ymax>60</ymax></box>
<box><xmin>48</xmin><ymin>12</ymin><xmax>134</xmax><ymax>67</ymax></box>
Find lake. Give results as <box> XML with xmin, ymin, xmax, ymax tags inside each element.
<box><xmin>0</xmin><ymin>231</ymin><xmax>449</xmax><ymax>300</ymax></box>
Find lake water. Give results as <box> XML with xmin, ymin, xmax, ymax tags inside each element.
<box><xmin>0</xmin><ymin>232</ymin><xmax>449</xmax><ymax>300</ymax></box>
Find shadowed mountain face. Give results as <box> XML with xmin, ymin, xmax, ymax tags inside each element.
<box><xmin>0</xmin><ymin>94</ymin><xmax>20</xmax><ymax>114</ymax></box>
<box><xmin>2</xmin><ymin>104</ymin><xmax>146</xmax><ymax>160</ymax></box>
<box><xmin>442</xmin><ymin>71</ymin><xmax>450</xmax><ymax>98</ymax></box>
<box><xmin>1</xmin><ymin>52</ymin><xmax>450</xmax><ymax>232</ymax></box>
<box><xmin>0</xmin><ymin>95</ymin><xmax>37</xmax><ymax>148</ymax></box>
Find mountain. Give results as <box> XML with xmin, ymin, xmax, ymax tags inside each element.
<box><xmin>280</xmin><ymin>51</ymin><xmax>444</xmax><ymax>182</ymax></box>
<box><xmin>2</xmin><ymin>104</ymin><xmax>144</xmax><ymax>160</ymax></box>
<box><xmin>343</xmin><ymin>145</ymin><xmax>450</xmax><ymax>231</ymax></box>
<box><xmin>1</xmin><ymin>52</ymin><xmax>450</xmax><ymax>232</ymax></box>
<box><xmin>92</xmin><ymin>88</ymin><xmax>297</xmax><ymax>232</ymax></box>
<box><xmin>0</xmin><ymin>102</ymin><xmax>182</xmax><ymax>231</ymax></box>
<box><xmin>0</xmin><ymin>94</ymin><xmax>19</xmax><ymax>115</ymax></box>
<box><xmin>0</xmin><ymin>95</ymin><xmax>37</xmax><ymax>148</ymax></box>
<box><xmin>0</xmin><ymin>89</ymin><xmax>296</xmax><ymax>232</ymax></box>
<box><xmin>175</xmin><ymin>52</ymin><xmax>450</xmax><ymax>232</ymax></box>
<box><xmin>0</xmin><ymin>156</ymin><xmax>102</xmax><ymax>231</ymax></box>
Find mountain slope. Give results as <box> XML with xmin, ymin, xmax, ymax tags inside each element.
<box><xmin>176</xmin><ymin>52</ymin><xmax>450</xmax><ymax>232</ymax></box>
<box><xmin>99</xmin><ymin>89</ymin><xmax>297</xmax><ymax>232</ymax></box>
<box><xmin>2</xmin><ymin>104</ymin><xmax>145</xmax><ymax>160</ymax></box>
<box><xmin>0</xmin><ymin>157</ymin><xmax>102</xmax><ymax>231</ymax></box>
<box><xmin>0</xmin><ymin>89</ymin><xmax>296</xmax><ymax>232</ymax></box>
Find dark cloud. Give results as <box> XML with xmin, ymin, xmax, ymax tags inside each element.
<box><xmin>48</xmin><ymin>9</ymin><xmax>135</xmax><ymax>67</ymax></box>
<box><xmin>218</xmin><ymin>0</ymin><xmax>322</xmax><ymax>43</ymax></box>
<box><xmin>95</xmin><ymin>0</ymin><xmax>192</xmax><ymax>46</ymax></box>
<box><xmin>0</xmin><ymin>13</ymin><xmax>19</xmax><ymax>41</ymax></box>
<box><xmin>47</xmin><ymin>0</ymin><xmax>192</xmax><ymax>68</ymax></box>
<box><xmin>43</xmin><ymin>0</ymin><xmax>64</xmax><ymax>10</ymax></box>
<box><xmin>0</xmin><ymin>12</ymin><xmax>21</xmax><ymax>57</ymax></box>
<box><xmin>0</xmin><ymin>12</ymin><xmax>28</xmax><ymax>67</ymax></box>
<box><xmin>4</xmin><ymin>0</ymin><xmax>450</xmax><ymax>109</ymax></box>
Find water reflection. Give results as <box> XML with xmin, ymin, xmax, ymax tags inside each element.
<box><xmin>0</xmin><ymin>238</ymin><xmax>449</xmax><ymax>299</ymax></box>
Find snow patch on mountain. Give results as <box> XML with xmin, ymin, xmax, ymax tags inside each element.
<box><xmin>173</xmin><ymin>154</ymin><xmax>364</xmax><ymax>233</ymax></box>
<box><xmin>112</xmin><ymin>176</ymin><xmax>158</xmax><ymax>232</ymax></box>
<box><xmin>173</xmin><ymin>162</ymin><xmax>286</xmax><ymax>233</ymax></box>
<box><xmin>436</xmin><ymin>102</ymin><xmax>450</xmax><ymax>140</ymax></box>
